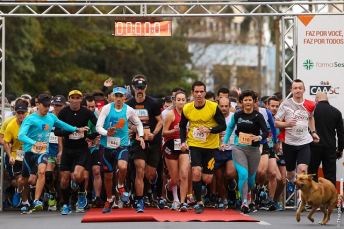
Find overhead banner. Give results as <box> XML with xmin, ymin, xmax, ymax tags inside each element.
<box><xmin>297</xmin><ymin>15</ymin><xmax>344</xmax><ymax>189</ymax></box>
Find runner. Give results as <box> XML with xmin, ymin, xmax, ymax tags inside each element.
<box><xmin>55</xmin><ymin>89</ymin><xmax>97</xmax><ymax>215</ymax></box>
<box><xmin>266</xmin><ymin>96</ymin><xmax>285</xmax><ymax>211</ymax></box>
<box><xmin>96</xmin><ymin>85</ymin><xmax>145</xmax><ymax>213</ymax></box>
<box><xmin>83</xmin><ymin>95</ymin><xmax>103</xmax><ymax>208</ymax></box>
<box><xmin>274</xmin><ymin>79</ymin><xmax>319</xmax><ymax>194</ymax></box>
<box><xmin>126</xmin><ymin>74</ymin><xmax>163</xmax><ymax>213</ymax></box>
<box><xmin>45</xmin><ymin>95</ymin><xmax>66</xmax><ymax>211</ymax></box>
<box><xmin>179</xmin><ymin>81</ymin><xmax>226</xmax><ymax>214</ymax></box>
<box><xmin>4</xmin><ymin>102</ymin><xmax>29</xmax><ymax>208</ymax></box>
<box><xmin>18</xmin><ymin>93</ymin><xmax>87</xmax><ymax>214</ymax></box>
<box><xmin>253</xmin><ymin>93</ymin><xmax>278</xmax><ymax>211</ymax></box>
<box><xmin>220</xmin><ymin>90</ymin><xmax>269</xmax><ymax>214</ymax></box>
<box><xmin>213</xmin><ymin>97</ymin><xmax>236</xmax><ymax>210</ymax></box>
<box><xmin>162</xmin><ymin>91</ymin><xmax>190</xmax><ymax>212</ymax></box>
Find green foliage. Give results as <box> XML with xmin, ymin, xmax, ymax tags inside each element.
<box><xmin>4</xmin><ymin>17</ymin><xmax>195</xmax><ymax>97</ymax></box>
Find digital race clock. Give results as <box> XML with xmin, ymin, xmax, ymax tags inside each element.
<box><xmin>114</xmin><ymin>21</ymin><xmax>172</xmax><ymax>37</ymax></box>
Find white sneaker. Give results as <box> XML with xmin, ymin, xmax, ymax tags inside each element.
<box><xmin>171</xmin><ymin>201</ymin><xmax>181</xmax><ymax>211</ymax></box>
<box><xmin>112</xmin><ymin>196</ymin><xmax>118</xmax><ymax>209</ymax></box>
<box><xmin>48</xmin><ymin>205</ymin><xmax>57</xmax><ymax>211</ymax></box>
<box><xmin>118</xmin><ymin>200</ymin><xmax>124</xmax><ymax>208</ymax></box>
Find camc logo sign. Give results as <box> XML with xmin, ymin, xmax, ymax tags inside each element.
<box><xmin>309</xmin><ymin>81</ymin><xmax>339</xmax><ymax>95</ymax></box>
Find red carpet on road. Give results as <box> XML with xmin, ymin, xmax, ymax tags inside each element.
<box><xmin>81</xmin><ymin>208</ymin><xmax>259</xmax><ymax>223</ymax></box>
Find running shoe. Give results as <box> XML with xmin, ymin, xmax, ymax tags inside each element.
<box><xmin>259</xmin><ymin>199</ymin><xmax>268</xmax><ymax>210</ymax></box>
<box><xmin>157</xmin><ymin>198</ymin><xmax>166</xmax><ymax>210</ymax></box>
<box><xmin>33</xmin><ymin>200</ymin><xmax>43</xmax><ymax>211</ymax></box>
<box><xmin>13</xmin><ymin>192</ymin><xmax>22</xmax><ymax>207</ymax></box>
<box><xmin>48</xmin><ymin>193</ymin><xmax>57</xmax><ymax>211</ymax></box>
<box><xmin>194</xmin><ymin>204</ymin><xmax>204</xmax><ymax>214</ymax></box>
<box><xmin>61</xmin><ymin>204</ymin><xmax>72</xmax><ymax>215</ymax></box>
<box><xmin>71</xmin><ymin>180</ymin><xmax>79</xmax><ymax>191</ymax></box>
<box><xmin>207</xmin><ymin>194</ymin><xmax>216</xmax><ymax>208</ymax></box>
<box><xmin>266</xmin><ymin>201</ymin><xmax>276</xmax><ymax>211</ymax></box>
<box><xmin>118</xmin><ymin>200</ymin><xmax>124</xmax><ymax>208</ymax></box>
<box><xmin>102</xmin><ymin>201</ymin><xmax>112</xmax><ymax>213</ymax></box>
<box><xmin>77</xmin><ymin>191</ymin><xmax>87</xmax><ymax>209</ymax></box>
<box><xmin>171</xmin><ymin>200</ymin><xmax>180</xmax><ymax>211</ymax></box>
<box><xmin>178</xmin><ymin>203</ymin><xmax>188</xmax><ymax>212</ymax></box>
<box><xmin>76</xmin><ymin>206</ymin><xmax>85</xmax><ymax>213</ymax></box>
<box><xmin>117</xmin><ymin>186</ymin><xmax>129</xmax><ymax>202</ymax></box>
<box><xmin>93</xmin><ymin>197</ymin><xmax>103</xmax><ymax>208</ymax></box>
<box><xmin>186</xmin><ymin>194</ymin><xmax>196</xmax><ymax>206</ymax></box>
<box><xmin>135</xmin><ymin>199</ymin><xmax>144</xmax><ymax>213</ymax></box>
<box><xmin>112</xmin><ymin>196</ymin><xmax>119</xmax><ymax>209</ymax></box>
<box><xmin>149</xmin><ymin>171</ymin><xmax>158</xmax><ymax>185</ymax></box>
<box><xmin>217</xmin><ymin>198</ymin><xmax>225</xmax><ymax>211</ymax></box>
<box><xmin>165</xmin><ymin>184</ymin><xmax>174</xmax><ymax>202</ymax></box>
<box><xmin>241</xmin><ymin>203</ymin><xmax>250</xmax><ymax>214</ymax></box>
<box><xmin>249</xmin><ymin>202</ymin><xmax>258</xmax><ymax>213</ymax></box>
<box><xmin>21</xmin><ymin>204</ymin><xmax>32</xmax><ymax>214</ymax></box>
<box><xmin>275</xmin><ymin>201</ymin><xmax>282</xmax><ymax>211</ymax></box>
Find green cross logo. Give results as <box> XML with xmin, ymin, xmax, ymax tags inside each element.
<box><xmin>303</xmin><ymin>59</ymin><xmax>314</xmax><ymax>70</ymax></box>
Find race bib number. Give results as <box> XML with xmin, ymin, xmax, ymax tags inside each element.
<box><xmin>49</xmin><ymin>132</ymin><xmax>58</xmax><ymax>144</ymax></box>
<box><xmin>32</xmin><ymin>145</ymin><xmax>47</xmax><ymax>154</ymax></box>
<box><xmin>292</xmin><ymin>125</ymin><xmax>308</xmax><ymax>136</ymax></box>
<box><xmin>144</xmin><ymin>129</ymin><xmax>151</xmax><ymax>141</ymax></box>
<box><xmin>69</xmin><ymin>132</ymin><xmax>84</xmax><ymax>140</ymax></box>
<box><xmin>16</xmin><ymin>150</ymin><xmax>25</xmax><ymax>161</ymax></box>
<box><xmin>107</xmin><ymin>137</ymin><xmax>120</xmax><ymax>149</ymax></box>
<box><xmin>193</xmin><ymin>128</ymin><xmax>206</xmax><ymax>141</ymax></box>
<box><xmin>174</xmin><ymin>139</ymin><xmax>181</xmax><ymax>150</ymax></box>
<box><xmin>238</xmin><ymin>132</ymin><xmax>252</xmax><ymax>146</ymax></box>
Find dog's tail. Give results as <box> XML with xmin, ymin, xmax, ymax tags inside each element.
<box><xmin>318</xmin><ymin>177</ymin><xmax>334</xmax><ymax>186</ymax></box>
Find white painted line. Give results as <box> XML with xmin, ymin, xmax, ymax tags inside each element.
<box><xmin>257</xmin><ymin>221</ymin><xmax>271</xmax><ymax>225</ymax></box>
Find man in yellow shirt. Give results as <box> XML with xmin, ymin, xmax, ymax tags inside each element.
<box><xmin>180</xmin><ymin>81</ymin><xmax>226</xmax><ymax>214</ymax></box>
<box><xmin>4</xmin><ymin>102</ymin><xmax>29</xmax><ymax>207</ymax></box>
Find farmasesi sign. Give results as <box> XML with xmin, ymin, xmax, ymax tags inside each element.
<box><xmin>297</xmin><ymin>15</ymin><xmax>344</xmax><ymax>186</ymax></box>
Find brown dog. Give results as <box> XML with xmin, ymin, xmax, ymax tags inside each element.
<box><xmin>295</xmin><ymin>172</ymin><xmax>338</xmax><ymax>225</ymax></box>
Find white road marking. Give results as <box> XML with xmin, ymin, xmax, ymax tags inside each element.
<box><xmin>257</xmin><ymin>221</ymin><xmax>271</xmax><ymax>225</ymax></box>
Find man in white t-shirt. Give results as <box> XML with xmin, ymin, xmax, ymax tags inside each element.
<box><xmin>274</xmin><ymin>79</ymin><xmax>320</xmax><ymax>185</ymax></box>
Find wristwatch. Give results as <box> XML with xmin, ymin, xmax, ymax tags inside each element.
<box><xmin>75</xmin><ymin>127</ymin><xmax>80</xmax><ymax>132</ymax></box>
<box><xmin>311</xmin><ymin>131</ymin><xmax>317</xmax><ymax>135</ymax></box>
<box><xmin>209</xmin><ymin>127</ymin><xmax>213</xmax><ymax>133</ymax></box>
<box><xmin>258</xmin><ymin>135</ymin><xmax>262</xmax><ymax>141</ymax></box>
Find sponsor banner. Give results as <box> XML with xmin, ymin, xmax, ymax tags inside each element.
<box><xmin>297</xmin><ymin>15</ymin><xmax>344</xmax><ymax>185</ymax></box>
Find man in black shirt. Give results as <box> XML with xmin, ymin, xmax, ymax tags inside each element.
<box><xmin>55</xmin><ymin>89</ymin><xmax>98</xmax><ymax>215</ymax></box>
<box><xmin>126</xmin><ymin>74</ymin><xmax>163</xmax><ymax>213</ymax></box>
<box><xmin>309</xmin><ymin>92</ymin><xmax>344</xmax><ymax>187</ymax></box>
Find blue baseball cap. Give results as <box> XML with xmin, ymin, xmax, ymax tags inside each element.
<box><xmin>113</xmin><ymin>87</ymin><xmax>126</xmax><ymax>95</ymax></box>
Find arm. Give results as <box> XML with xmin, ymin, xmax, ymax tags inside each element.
<box><xmin>96</xmin><ymin>104</ymin><xmax>110</xmax><ymax>136</ymax></box>
<box><xmin>275</xmin><ymin>119</ymin><xmax>296</xmax><ymax>128</ymax></box>
<box><xmin>308</xmin><ymin>116</ymin><xmax>319</xmax><ymax>142</ymax></box>
<box><xmin>267</xmin><ymin>110</ymin><xmax>277</xmax><ymax>143</ymax></box>
<box><xmin>210</xmin><ymin>107</ymin><xmax>227</xmax><ymax>133</ymax></box>
<box><xmin>258</xmin><ymin>115</ymin><xmax>269</xmax><ymax>140</ymax></box>
<box><xmin>54</xmin><ymin>119</ymin><xmax>77</xmax><ymax>133</ymax></box>
<box><xmin>153</xmin><ymin>115</ymin><xmax>163</xmax><ymax>135</ymax></box>
<box><xmin>128</xmin><ymin>107</ymin><xmax>144</xmax><ymax>137</ymax></box>
<box><xmin>179</xmin><ymin>111</ymin><xmax>188</xmax><ymax>144</ymax></box>
<box><xmin>223</xmin><ymin>114</ymin><xmax>236</xmax><ymax>145</ymax></box>
<box><xmin>336</xmin><ymin>113</ymin><xmax>344</xmax><ymax>152</ymax></box>
<box><xmin>18</xmin><ymin>119</ymin><xmax>36</xmax><ymax>145</ymax></box>
<box><xmin>162</xmin><ymin>110</ymin><xmax>177</xmax><ymax>138</ymax></box>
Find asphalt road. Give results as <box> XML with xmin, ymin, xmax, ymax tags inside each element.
<box><xmin>0</xmin><ymin>207</ymin><xmax>342</xmax><ymax>229</ymax></box>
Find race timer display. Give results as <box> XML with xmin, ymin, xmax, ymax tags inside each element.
<box><xmin>114</xmin><ymin>21</ymin><xmax>172</xmax><ymax>37</ymax></box>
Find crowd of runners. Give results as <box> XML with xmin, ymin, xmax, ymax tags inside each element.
<box><xmin>1</xmin><ymin>75</ymin><xmax>342</xmax><ymax>215</ymax></box>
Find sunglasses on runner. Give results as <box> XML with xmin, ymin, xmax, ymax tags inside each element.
<box><xmin>135</xmin><ymin>85</ymin><xmax>146</xmax><ymax>90</ymax></box>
